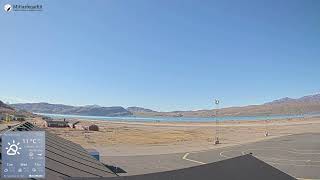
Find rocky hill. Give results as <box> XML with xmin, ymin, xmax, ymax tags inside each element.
<box><xmin>0</xmin><ymin>100</ymin><xmax>33</xmax><ymax>117</ymax></box>
<box><xmin>12</xmin><ymin>103</ymin><xmax>132</xmax><ymax>117</ymax></box>
<box><xmin>0</xmin><ymin>100</ymin><xmax>15</xmax><ymax>113</ymax></box>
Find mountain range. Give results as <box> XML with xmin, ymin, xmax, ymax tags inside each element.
<box><xmin>11</xmin><ymin>103</ymin><xmax>132</xmax><ymax>117</ymax></box>
<box><xmin>139</xmin><ymin>94</ymin><xmax>320</xmax><ymax>117</ymax></box>
<box><xmin>7</xmin><ymin>93</ymin><xmax>320</xmax><ymax>117</ymax></box>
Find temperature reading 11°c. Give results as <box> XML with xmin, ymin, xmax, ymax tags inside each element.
<box><xmin>22</xmin><ymin>139</ymin><xmax>40</xmax><ymax>144</ymax></box>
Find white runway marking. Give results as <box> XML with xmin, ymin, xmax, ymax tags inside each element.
<box><xmin>182</xmin><ymin>153</ymin><xmax>206</xmax><ymax>165</ymax></box>
<box><xmin>220</xmin><ymin>150</ymin><xmax>232</xmax><ymax>158</ymax></box>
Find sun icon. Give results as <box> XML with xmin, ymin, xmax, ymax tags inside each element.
<box><xmin>6</xmin><ymin>139</ymin><xmax>22</xmax><ymax>156</ymax></box>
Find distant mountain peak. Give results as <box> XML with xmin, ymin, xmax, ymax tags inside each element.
<box><xmin>265</xmin><ymin>97</ymin><xmax>294</xmax><ymax>105</ymax></box>
<box><xmin>265</xmin><ymin>93</ymin><xmax>320</xmax><ymax>105</ymax></box>
<box><xmin>300</xmin><ymin>93</ymin><xmax>320</xmax><ymax>100</ymax></box>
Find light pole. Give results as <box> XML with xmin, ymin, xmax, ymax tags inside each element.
<box><xmin>214</xmin><ymin>99</ymin><xmax>220</xmax><ymax>145</ymax></box>
<box><xmin>265</xmin><ymin>115</ymin><xmax>269</xmax><ymax>137</ymax></box>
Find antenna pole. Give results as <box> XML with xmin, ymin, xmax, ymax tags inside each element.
<box><xmin>214</xmin><ymin>99</ymin><xmax>220</xmax><ymax>144</ymax></box>
<box><xmin>265</xmin><ymin>115</ymin><xmax>269</xmax><ymax>136</ymax></box>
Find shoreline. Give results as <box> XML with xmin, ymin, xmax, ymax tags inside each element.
<box><xmin>37</xmin><ymin>112</ymin><xmax>318</xmax><ymax>123</ymax></box>
<box><xmin>66</xmin><ymin>116</ymin><xmax>319</xmax><ymax>127</ymax></box>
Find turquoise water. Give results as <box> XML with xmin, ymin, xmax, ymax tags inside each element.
<box><xmin>35</xmin><ymin>113</ymin><xmax>317</xmax><ymax>122</ymax></box>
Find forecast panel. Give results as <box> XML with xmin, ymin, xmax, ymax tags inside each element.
<box><xmin>2</xmin><ymin>131</ymin><xmax>45</xmax><ymax>178</ymax></box>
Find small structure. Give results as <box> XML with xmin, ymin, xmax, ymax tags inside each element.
<box><xmin>45</xmin><ymin>120</ymin><xmax>69</xmax><ymax>128</ymax></box>
<box><xmin>68</xmin><ymin>121</ymin><xmax>80</xmax><ymax>128</ymax></box>
<box><xmin>86</xmin><ymin>149</ymin><xmax>100</xmax><ymax>161</ymax></box>
<box><xmin>74</xmin><ymin>124</ymin><xmax>85</xmax><ymax>130</ymax></box>
<box><xmin>88</xmin><ymin>124</ymin><xmax>99</xmax><ymax>131</ymax></box>
<box><xmin>14</xmin><ymin>116</ymin><xmax>26</xmax><ymax>121</ymax></box>
<box><xmin>0</xmin><ymin>114</ymin><xmax>4</xmax><ymax>121</ymax></box>
<box><xmin>214</xmin><ymin>137</ymin><xmax>220</xmax><ymax>145</ymax></box>
<box><xmin>1</xmin><ymin>114</ymin><xmax>14</xmax><ymax>123</ymax></box>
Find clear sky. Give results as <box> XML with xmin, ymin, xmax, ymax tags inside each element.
<box><xmin>0</xmin><ymin>0</ymin><xmax>319</xmax><ymax>111</ymax></box>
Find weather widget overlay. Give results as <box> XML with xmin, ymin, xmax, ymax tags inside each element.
<box><xmin>2</xmin><ymin>131</ymin><xmax>45</xmax><ymax>178</ymax></box>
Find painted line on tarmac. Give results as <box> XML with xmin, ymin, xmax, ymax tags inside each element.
<box><xmin>182</xmin><ymin>153</ymin><xmax>206</xmax><ymax>165</ymax></box>
<box><xmin>220</xmin><ymin>150</ymin><xmax>233</xmax><ymax>158</ymax></box>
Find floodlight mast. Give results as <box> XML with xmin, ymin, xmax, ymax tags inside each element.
<box><xmin>214</xmin><ymin>99</ymin><xmax>220</xmax><ymax>145</ymax></box>
<box><xmin>265</xmin><ymin>115</ymin><xmax>269</xmax><ymax>137</ymax></box>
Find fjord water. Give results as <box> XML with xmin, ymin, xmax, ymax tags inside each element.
<box><xmin>36</xmin><ymin>113</ymin><xmax>314</xmax><ymax>122</ymax></box>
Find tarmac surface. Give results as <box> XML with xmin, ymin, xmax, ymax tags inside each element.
<box><xmin>103</xmin><ymin>133</ymin><xmax>320</xmax><ymax>180</ymax></box>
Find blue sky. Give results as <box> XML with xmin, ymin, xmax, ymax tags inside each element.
<box><xmin>0</xmin><ymin>0</ymin><xmax>319</xmax><ymax>111</ymax></box>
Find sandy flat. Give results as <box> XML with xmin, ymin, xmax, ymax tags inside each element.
<box><xmin>35</xmin><ymin>117</ymin><xmax>320</xmax><ymax>156</ymax></box>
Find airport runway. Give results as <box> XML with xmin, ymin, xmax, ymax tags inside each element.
<box><xmin>103</xmin><ymin>133</ymin><xmax>320</xmax><ymax>180</ymax></box>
